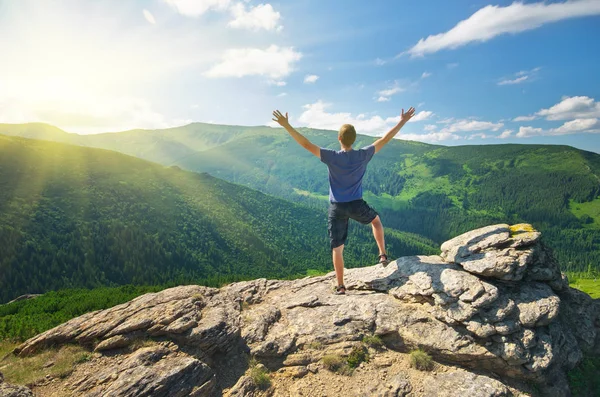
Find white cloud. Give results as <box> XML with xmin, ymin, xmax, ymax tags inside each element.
<box><xmin>205</xmin><ymin>45</ymin><xmax>302</xmax><ymax>78</ymax></box>
<box><xmin>375</xmin><ymin>58</ymin><xmax>386</xmax><ymax>66</ymax></box>
<box><xmin>498</xmin><ymin>67</ymin><xmax>540</xmax><ymax>85</ymax></box>
<box><xmin>498</xmin><ymin>76</ymin><xmax>529</xmax><ymax>85</ymax></box>
<box><xmin>407</xmin><ymin>0</ymin><xmax>600</xmax><ymax>57</ymax></box>
<box><xmin>421</xmin><ymin>72</ymin><xmax>432</xmax><ymax>79</ymax></box>
<box><xmin>550</xmin><ymin>118</ymin><xmax>600</xmax><ymax>135</ymax></box>
<box><xmin>409</xmin><ymin>110</ymin><xmax>434</xmax><ymax>122</ymax></box>
<box><xmin>440</xmin><ymin>119</ymin><xmax>504</xmax><ymax>133</ymax></box>
<box><xmin>228</xmin><ymin>3</ymin><xmax>282</xmax><ymax>31</ymax></box>
<box><xmin>513</xmin><ymin>115</ymin><xmax>537</xmax><ymax>122</ymax></box>
<box><xmin>304</xmin><ymin>74</ymin><xmax>319</xmax><ymax>84</ymax></box>
<box><xmin>516</xmin><ymin>120</ymin><xmax>600</xmax><ymax>137</ymax></box>
<box><xmin>536</xmin><ymin>96</ymin><xmax>600</xmax><ymax>120</ymax></box>
<box><xmin>517</xmin><ymin>126</ymin><xmax>544</xmax><ymax>138</ymax></box>
<box><xmin>379</xmin><ymin>86</ymin><xmax>404</xmax><ymax>97</ymax></box>
<box><xmin>268</xmin><ymin>80</ymin><xmax>287</xmax><ymax>86</ymax></box>
<box><xmin>437</xmin><ymin>117</ymin><xmax>455</xmax><ymax>124</ymax></box>
<box><xmin>468</xmin><ymin>133</ymin><xmax>491</xmax><ymax>140</ymax></box>
<box><xmin>447</xmin><ymin>62</ymin><xmax>459</xmax><ymax>69</ymax></box>
<box><xmin>424</xmin><ymin>124</ymin><xmax>437</xmax><ymax>132</ymax></box>
<box><xmin>143</xmin><ymin>9</ymin><xmax>156</xmax><ymax>24</ymax></box>
<box><xmin>376</xmin><ymin>83</ymin><xmax>404</xmax><ymax>102</ymax></box>
<box><xmin>297</xmin><ymin>100</ymin><xmax>390</xmax><ymax>134</ymax></box>
<box><xmin>276</xmin><ymin>92</ymin><xmax>287</xmax><ymax>97</ymax></box>
<box><xmin>499</xmin><ymin>129</ymin><xmax>513</xmax><ymax>139</ymax></box>
<box><xmin>296</xmin><ymin>101</ymin><xmax>454</xmax><ymax>143</ymax></box>
<box><xmin>164</xmin><ymin>0</ymin><xmax>231</xmax><ymax>17</ymax></box>
<box><xmin>399</xmin><ymin>131</ymin><xmax>461</xmax><ymax>142</ymax></box>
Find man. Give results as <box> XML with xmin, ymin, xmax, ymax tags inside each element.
<box><xmin>272</xmin><ymin>107</ymin><xmax>416</xmax><ymax>294</ymax></box>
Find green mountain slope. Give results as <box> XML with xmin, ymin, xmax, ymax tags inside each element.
<box><xmin>0</xmin><ymin>135</ymin><xmax>436</xmax><ymax>303</ymax></box>
<box><xmin>2</xmin><ymin>122</ymin><xmax>599</xmax><ymax>271</ymax></box>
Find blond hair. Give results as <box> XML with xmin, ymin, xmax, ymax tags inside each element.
<box><xmin>338</xmin><ymin>124</ymin><xmax>356</xmax><ymax>147</ymax></box>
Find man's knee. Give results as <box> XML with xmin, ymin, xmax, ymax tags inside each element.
<box><xmin>332</xmin><ymin>244</ymin><xmax>345</xmax><ymax>252</ymax></box>
<box><xmin>371</xmin><ymin>215</ymin><xmax>382</xmax><ymax>225</ymax></box>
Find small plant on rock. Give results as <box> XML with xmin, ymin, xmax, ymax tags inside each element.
<box><xmin>248</xmin><ymin>356</ymin><xmax>271</xmax><ymax>390</ymax></box>
<box><xmin>409</xmin><ymin>348</ymin><xmax>433</xmax><ymax>371</ymax></box>
<box><xmin>347</xmin><ymin>345</ymin><xmax>369</xmax><ymax>368</ymax></box>
<box><xmin>362</xmin><ymin>335</ymin><xmax>384</xmax><ymax>349</ymax></box>
<box><xmin>322</xmin><ymin>353</ymin><xmax>354</xmax><ymax>376</ymax></box>
<box><xmin>75</xmin><ymin>352</ymin><xmax>92</xmax><ymax>364</ymax></box>
<box><xmin>322</xmin><ymin>353</ymin><xmax>353</xmax><ymax>375</ymax></box>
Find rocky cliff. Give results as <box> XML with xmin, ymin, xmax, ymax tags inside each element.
<box><xmin>6</xmin><ymin>224</ymin><xmax>600</xmax><ymax>396</ymax></box>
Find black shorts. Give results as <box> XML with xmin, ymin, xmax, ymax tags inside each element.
<box><xmin>328</xmin><ymin>199</ymin><xmax>379</xmax><ymax>249</ymax></box>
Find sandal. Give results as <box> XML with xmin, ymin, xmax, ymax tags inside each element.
<box><xmin>334</xmin><ymin>285</ymin><xmax>346</xmax><ymax>295</ymax></box>
<box><xmin>378</xmin><ymin>254</ymin><xmax>391</xmax><ymax>267</ymax></box>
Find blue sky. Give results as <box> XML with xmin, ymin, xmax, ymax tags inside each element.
<box><xmin>1</xmin><ymin>0</ymin><xmax>599</xmax><ymax>153</ymax></box>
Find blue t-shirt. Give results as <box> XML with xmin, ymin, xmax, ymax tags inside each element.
<box><xmin>320</xmin><ymin>145</ymin><xmax>375</xmax><ymax>203</ymax></box>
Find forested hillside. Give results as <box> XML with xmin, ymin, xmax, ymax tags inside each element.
<box><xmin>0</xmin><ymin>135</ymin><xmax>436</xmax><ymax>303</ymax></box>
<box><xmin>2</xmin><ymin>122</ymin><xmax>599</xmax><ymax>272</ymax></box>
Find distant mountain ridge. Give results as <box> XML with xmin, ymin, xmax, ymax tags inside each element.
<box><xmin>1</xmin><ymin>122</ymin><xmax>598</xmax><ymax>273</ymax></box>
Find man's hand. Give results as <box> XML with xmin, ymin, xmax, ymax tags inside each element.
<box><xmin>373</xmin><ymin>105</ymin><xmax>416</xmax><ymax>154</ymax></box>
<box><xmin>271</xmin><ymin>109</ymin><xmax>320</xmax><ymax>158</ymax></box>
<box><xmin>400</xmin><ymin>107</ymin><xmax>416</xmax><ymax>123</ymax></box>
<box><xmin>272</xmin><ymin>110</ymin><xmax>290</xmax><ymax>127</ymax></box>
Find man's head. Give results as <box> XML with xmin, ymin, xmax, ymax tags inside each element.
<box><xmin>338</xmin><ymin>124</ymin><xmax>356</xmax><ymax>148</ymax></box>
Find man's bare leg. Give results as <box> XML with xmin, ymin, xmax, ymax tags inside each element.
<box><xmin>371</xmin><ymin>216</ymin><xmax>386</xmax><ymax>256</ymax></box>
<box><xmin>332</xmin><ymin>245</ymin><xmax>345</xmax><ymax>287</ymax></box>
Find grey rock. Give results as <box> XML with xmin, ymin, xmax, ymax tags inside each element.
<box><xmin>384</xmin><ymin>374</ymin><xmax>412</xmax><ymax>397</ymax></box>
<box><xmin>241</xmin><ymin>305</ymin><xmax>281</xmax><ymax>344</ymax></box>
<box><xmin>441</xmin><ymin>224</ymin><xmax>512</xmax><ymax>262</ymax></box>
<box><xmin>0</xmin><ymin>382</ymin><xmax>34</xmax><ymax>397</ymax></box>
<box><xmin>514</xmin><ymin>283</ymin><xmax>560</xmax><ymax>328</ymax></box>
<box><xmin>422</xmin><ymin>371</ymin><xmax>511</xmax><ymax>397</ymax></box>
<box><xmin>94</xmin><ymin>334</ymin><xmax>133</xmax><ymax>352</ymax></box>
<box><xmin>74</xmin><ymin>345</ymin><xmax>215</xmax><ymax>397</ymax></box>
<box><xmin>5</xmin><ymin>294</ymin><xmax>41</xmax><ymax>305</ymax></box>
<box><xmin>441</xmin><ymin>224</ymin><xmax>539</xmax><ymax>281</ymax></box>
<box><xmin>282</xmin><ymin>353</ymin><xmax>313</xmax><ymax>366</ymax></box>
<box><xmin>226</xmin><ymin>376</ymin><xmax>258</xmax><ymax>397</ymax></box>
<box><xmin>360</xmin><ymin>374</ymin><xmax>412</xmax><ymax>397</ymax></box>
<box><xmin>459</xmin><ymin>247</ymin><xmax>533</xmax><ymax>281</ymax></box>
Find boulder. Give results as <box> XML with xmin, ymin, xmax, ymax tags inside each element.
<box><xmin>72</xmin><ymin>345</ymin><xmax>215</xmax><ymax>397</ymax></box>
<box><xmin>441</xmin><ymin>223</ymin><xmax>544</xmax><ymax>281</ymax></box>
<box><xmin>422</xmin><ymin>371</ymin><xmax>510</xmax><ymax>397</ymax></box>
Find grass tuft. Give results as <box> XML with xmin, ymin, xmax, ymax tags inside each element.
<box><xmin>409</xmin><ymin>348</ymin><xmax>433</xmax><ymax>371</ymax></box>
<box><xmin>75</xmin><ymin>352</ymin><xmax>92</xmax><ymax>364</ymax></box>
<box><xmin>362</xmin><ymin>335</ymin><xmax>384</xmax><ymax>349</ymax></box>
<box><xmin>0</xmin><ymin>343</ymin><xmax>91</xmax><ymax>385</ymax></box>
<box><xmin>248</xmin><ymin>356</ymin><xmax>271</xmax><ymax>390</ymax></box>
<box><xmin>322</xmin><ymin>354</ymin><xmax>346</xmax><ymax>372</ymax></box>
<box><xmin>347</xmin><ymin>345</ymin><xmax>369</xmax><ymax>368</ymax></box>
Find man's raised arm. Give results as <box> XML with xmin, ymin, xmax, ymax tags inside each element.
<box><xmin>373</xmin><ymin>107</ymin><xmax>416</xmax><ymax>154</ymax></box>
<box><xmin>272</xmin><ymin>110</ymin><xmax>320</xmax><ymax>158</ymax></box>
